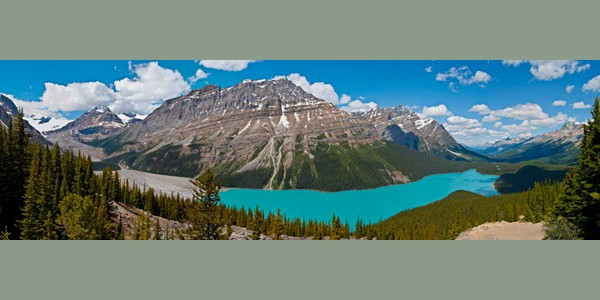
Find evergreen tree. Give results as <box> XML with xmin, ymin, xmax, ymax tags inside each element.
<box><xmin>56</xmin><ymin>194</ymin><xmax>99</xmax><ymax>240</ymax></box>
<box><xmin>269</xmin><ymin>209</ymin><xmax>284</xmax><ymax>240</ymax></box>
<box><xmin>331</xmin><ymin>215</ymin><xmax>342</xmax><ymax>240</ymax></box>
<box><xmin>19</xmin><ymin>143</ymin><xmax>43</xmax><ymax>239</ymax></box>
<box><xmin>1</xmin><ymin>110</ymin><xmax>30</xmax><ymax>237</ymax></box>
<box><xmin>133</xmin><ymin>212</ymin><xmax>152</xmax><ymax>240</ymax></box>
<box><xmin>251</xmin><ymin>206</ymin><xmax>263</xmax><ymax>240</ymax></box>
<box><xmin>187</xmin><ymin>169</ymin><xmax>221</xmax><ymax>240</ymax></box>
<box><xmin>1</xmin><ymin>226</ymin><xmax>10</xmax><ymax>240</ymax></box>
<box><xmin>153</xmin><ymin>218</ymin><xmax>161</xmax><ymax>240</ymax></box>
<box><xmin>117</xmin><ymin>217</ymin><xmax>125</xmax><ymax>240</ymax></box>
<box><xmin>552</xmin><ymin>97</ymin><xmax>600</xmax><ymax>239</ymax></box>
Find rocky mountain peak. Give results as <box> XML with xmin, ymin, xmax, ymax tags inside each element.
<box><xmin>0</xmin><ymin>94</ymin><xmax>49</xmax><ymax>143</ymax></box>
<box><xmin>0</xmin><ymin>94</ymin><xmax>19</xmax><ymax>115</ymax></box>
<box><xmin>560</xmin><ymin>121</ymin><xmax>581</xmax><ymax>131</ymax></box>
<box><xmin>46</xmin><ymin>103</ymin><xmax>125</xmax><ymax>143</ymax></box>
<box><xmin>92</xmin><ymin>105</ymin><xmax>111</xmax><ymax>113</ymax></box>
<box><xmin>351</xmin><ymin>104</ymin><xmax>471</xmax><ymax>160</ymax></box>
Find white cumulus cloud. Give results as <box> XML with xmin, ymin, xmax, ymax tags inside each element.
<box><xmin>2</xmin><ymin>93</ymin><xmax>60</xmax><ymax>118</ymax></box>
<box><xmin>274</xmin><ymin>73</ymin><xmax>341</xmax><ymax>104</ymax></box>
<box><xmin>339</xmin><ymin>94</ymin><xmax>352</xmax><ymax>105</ymax></box>
<box><xmin>552</xmin><ymin>100</ymin><xmax>566</xmax><ymax>106</ymax></box>
<box><xmin>189</xmin><ymin>68</ymin><xmax>209</xmax><ymax>83</ymax></box>
<box><xmin>274</xmin><ymin>73</ymin><xmax>377</xmax><ymax>112</ymax></box>
<box><xmin>572</xmin><ymin>101</ymin><xmax>591</xmax><ymax>109</ymax></box>
<box><xmin>340</xmin><ymin>100</ymin><xmax>378</xmax><ymax>113</ymax></box>
<box><xmin>443</xmin><ymin>115</ymin><xmax>490</xmax><ymax>145</ymax></box>
<box><xmin>501</xmin><ymin>60</ymin><xmax>525</xmax><ymax>67</ymax></box>
<box><xmin>468</xmin><ymin>104</ymin><xmax>491</xmax><ymax>115</ymax></box>
<box><xmin>421</xmin><ymin>104</ymin><xmax>452</xmax><ymax>117</ymax></box>
<box><xmin>502</xmin><ymin>120</ymin><xmax>536</xmax><ymax>134</ymax></box>
<box><xmin>566</xmin><ymin>84</ymin><xmax>575</xmax><ymax>94</ymax></box>
<box><xmin>482</xmin><ymin>115</ymin><xmax>500</xmax><ymax>122</ymax></box>
<box><xmin>502</xmin><ymin>60</ymin><xmax>590</xmax><ymax>81</ymax></box>
<box><xmin>40</xmin><ymin>61</ymin><xmax>191</xmax><ymax>115</ymax></box>
<box><xmin>489</xmin><ymin>103</ymin><xmax>549</xmax><ymax>121</ymax></box>
<box><xmin>435</xmin><ymin>66</ymin><xmax>492</xmax><ymax>91</ymax></box>
<box><xmin>583</xmin><ymin>75</ymin><xmax>600</xmax><ymax>93</ymax></box>
<box><xmin>111</xmin><ymin>62</ymin><xmax>191</xmax><ymax>114</ymax></box>
<box><xmin>199</xmin><ymin>60</ymin><xmax>258</xmax><ymax>71</ymax></box>
<box><xmin>41</xmin><ymin>82</ymin><xmax>116</xmax><ymax>112</ymax></box>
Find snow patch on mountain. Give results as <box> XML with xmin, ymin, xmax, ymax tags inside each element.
<box><xmin>25</xmin><ymin>115</ymin><xmax>72</xmax><ymax>133</ymax></box>
<box><xmin>415</xmin><ymin>118</ymin><xmax>434</xmax><ymax>130</ymax></box>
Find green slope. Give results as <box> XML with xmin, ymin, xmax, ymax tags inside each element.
<box><xmin>363</xmin><ymin>182</ymin><xmax>563</xmax><ymax>240</ymax></box>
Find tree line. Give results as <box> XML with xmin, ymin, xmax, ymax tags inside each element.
<box><xmin>2</xmin><ymin>97</ymin><xmax>600</xmax><ymax>240</ymax></box>
<box><xmin>0</xmin><ymin>111</ymin><xmax>352</xmax><ymax>240</ymax></box>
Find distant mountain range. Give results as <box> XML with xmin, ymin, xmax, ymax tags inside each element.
<box><xmin>474</xmin><ymin>122</ymin><xmax>583</xmax><ymax>165</ymax></box>
<box><xmin>1</xmin><ymin>80</ymin><xmax>587</xmax><ymax>190</ymax></box>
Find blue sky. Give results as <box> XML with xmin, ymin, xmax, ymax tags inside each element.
<box><xmin>1</xmin><ymin>60</ymin><xmax>599</xmax><ymax>145</ymax></box>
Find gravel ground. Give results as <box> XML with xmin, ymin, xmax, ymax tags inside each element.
<box><xmin>111</xmin><ymin>168</ymin><xmax>196</xmax><ymax>199</ymax></box>
<box><xmin>455</xmin><ymin>221</ymin><xmax>545</xmax><ymax>240</ymax></box>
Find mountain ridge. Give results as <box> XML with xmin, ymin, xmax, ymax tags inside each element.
<box><xmin>475</xmin><ymin>122</ymin><xmax>583</xmax><ymax>164</ymax></box>
<box><xmin>90</xmin><ymin>79</ymin><xmax>482</xmax><ymax>190</ymax></box>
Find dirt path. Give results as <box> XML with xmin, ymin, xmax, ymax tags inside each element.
<box><xmin>455</xmin><ymin>221</ymin><xmax>545</xmax><ymax>240</ymax></box>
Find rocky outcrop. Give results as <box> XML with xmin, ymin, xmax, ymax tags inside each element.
<box><xmin>0</xmin><ymin>94</ymin><xmax>49</xmax><ymax>144</ymax></box>
<box><xmin>353</xmin><ymin>106</ymin><xmax>480</xmax><ymax>161</ymax></box>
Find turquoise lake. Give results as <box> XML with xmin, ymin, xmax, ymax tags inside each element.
<box><xmin>220</xmin><ymin>169</ymin><xmax>499</xmax><ymax>226</ymax></box>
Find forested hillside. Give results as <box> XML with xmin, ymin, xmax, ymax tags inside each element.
<box><xmin>362</xmin><ymin>182</ymin><xmax>563</xmax><ymax>240</ymax></box>
<box><xmin>2</xmin><ymin>97</ymin><xmax>599</xmax><ymax>240</ymax></box>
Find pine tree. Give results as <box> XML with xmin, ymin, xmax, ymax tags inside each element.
<box><xmin>269</xmin><ymin>209</ymin><xmax>284</xmax><ymax>240</ymax></box>
<box><xmin>1</xmin><ymin>226</ymin><xmax>10</xmax><ymax>240</ymax></box>
<box><xmin>331</xmin><ymin>215</ymin><xmax>342</xmax><ymax>240</ymax></box>
<box><xmin>1</xmin><ymin>110</ymin><xmax>30</xmax><ymax>237</ymax></box>
<box><xmin>552</xmin><ymin>97</ymin><xmax>600</xmax><ymax>239</ymax></box>
<box><xmin>117</xmin><ymin>217</ymin><xmax>125</xmax><ymax>240</ymax></box>
<box><xmin>57</xmin><ymin>194</ymin><xmax>99</xmax><ymax>240</ymax></box>
<box><xmin>133</xmin><ymin>212</ymin><xmax>152</xmax><ymax>240</ymax></box>
<box><xmin>252</xmin><ymin>206</ymin><xmax>263</xmax><ymax>240</ymax></box>
<box><xmin>153</xmin><ymin>218</ymin><xmax>161</xmax><ymax>240</ymax></box>
<box><xmin>187</xmin><ymin>169</ymin><xmax>221</xmax><ymax>240</ymax></box>
<box><xmin>20</xmin><ymin>143</ymin><xmax>43</xmax><ymax>239</ymax></box>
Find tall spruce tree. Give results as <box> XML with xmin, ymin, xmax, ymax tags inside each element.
<box><xmin>20</xmin><ymin>143</ymin><xmax>43</xmax><ymax>239</ymax></box>
<box><xmin>57</xmin><ymin>194</ymin><xmax>99</xmax><ymax>240</ymax></box>
<box><xmin>552</xmin><ymin>97</ymin><xmax>600</xmax><ymax>239</ymax></box>
<box><xmin>252</xmin><ymin>206</ymin><xmax>264</xmax><ymax>240</ymax></box>
<box><xmin>1</xmin><ymin>110</ymin><xmax>30</xmax><ymax>237</ymax></box>
<box><xmin>187</xmin><ymin>169</ymin><xmax>222</xmax><ymax>240</ymax></box>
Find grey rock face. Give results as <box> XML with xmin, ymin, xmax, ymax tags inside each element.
<box><xmin>46</xmin><ymin>105</ymin><xmax>127</xmax><ymax>143</ymax></box>
<box><xmin>478</xmin><ymin>122</ymin><xmax>584</xmax><ymax>164</ymax></box>
<box><xmin>0</xmin><ymin>94</ymin><xmax>48</xmax><ymax>144</ymax></box>
<box><xmin>104</xmin><ymin>79</ymin><xmax>380</xmax><ymax>182</ymax></box>
<box><xmin>353</xmin><ymin>106</ymin><xmax>474</xmax><ymax>160</ymax></box>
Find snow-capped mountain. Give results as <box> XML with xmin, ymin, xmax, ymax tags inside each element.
<box><xmin>477</xmin><ymin>122</ymin><xmax>584</xmax><ymax>164</ymax></box>
<box><xmin>24</xmin><ymin>114</ymin><xmax>72</xmax><ymax>133</ymax></box>
<box><xmin>117</xmin><ymin>112</ymin><xmax>146</xmax><ymax>125</ymax></box>
<box><xmin>45</xmin><ymin>105</ymin><xmax>145</xmax><ymax>143</ymax></box>
<box><xmin>91</xmin><ymin>78</ymin><xmax>474</xmax><ymax>191</ymax></box>
<box><xmin>46</xmin><ymin>105</ymin><xmax>125</xmax><ymax>142</ymax></box>
<box><xmin>352</xmin><ymin>106</ymin><xmax>486</xmax><ymax>161</ymax></box>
